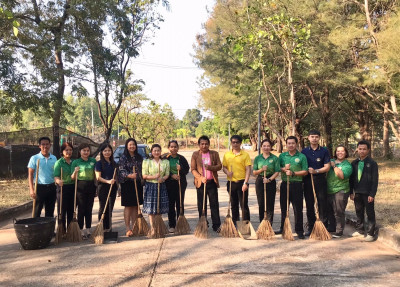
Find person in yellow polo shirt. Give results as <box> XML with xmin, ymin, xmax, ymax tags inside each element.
<box><xmin>222</xmin><ymin>135</ymin><xmax>252</xmax><ymax>224</ymax></box>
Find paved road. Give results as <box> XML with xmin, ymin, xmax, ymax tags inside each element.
<box><xmin>1</xmin><ymin>151</ymin><xmax>399</xmax><ymax>286</ymax></box>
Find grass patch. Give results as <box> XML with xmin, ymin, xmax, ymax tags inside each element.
<box><xmin>0</xmin><ymin>179</ymin><xmax>31</xmax><ymax>210</ymax></box>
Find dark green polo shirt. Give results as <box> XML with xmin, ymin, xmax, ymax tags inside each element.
<box><xmin>253</xmin><ymin>153</ymin><xmax>280</xmax><ymax>176</ymax></box>
<box><xmin>54</xmin><ymin>157</ymin><xmax>74</xmax><ymax>185</ymax></box>
<box><xmin>279</xmin><ymin>151</ymin><xmax>308</xmax><ymax>182</ymax></box>
<box><xmin>71</xmin><ymin>157</ymin><xmax>96</xmax><ymax>181</ymax></box>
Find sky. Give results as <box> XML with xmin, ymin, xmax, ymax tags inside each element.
<box><xmin>131</xmin><ymin>0</ymin><xmax>215</xmax><ymax>119</ymax></box>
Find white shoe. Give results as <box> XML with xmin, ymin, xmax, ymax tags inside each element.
<box><xmin>352</xmin><ymin>231</ymin><xmax>363</xmax><ymax>237</ymax></box>
<box><xmin>169</xmin><ymin>227</ymin><xmax>175</xmax><ymax>233</ymax></box>
<box><xmin>364</xmin><ymin>235</ymin><xmax>374</xmax><ymax>242</ymax></box>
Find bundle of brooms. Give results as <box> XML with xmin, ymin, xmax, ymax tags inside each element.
<box><xmin>55</xmin><ymin>168</ymin><xmax>65</xmax><ymax>244</ymax></box>
<box><xmin>148</xmin><ymin>163</ymin><xmax>168</xmax><ymax>239</ymax></box>
<box><xmin>67</xmin><ymin>174</ymin><xmax>82</xmax><ymax>242</ymax></box>
<box><xmin>132</xmin><ymin>166</ymin><xmax>149</xmax><ymax>236</ymax></box>
<box><xmin>92</xmin><ymin>169</ymin><xmax>117</xmax><ymax>244</ymax></box>
<box><xmin>256</xmin><ymin>170</ymin><xmax>275</xmax><ymax>240</ymax></box>
<box><xmin>220</xmin><ymin>166</ymin><xmax>238</xmax><ymax>238</ymax></box>
<box><xmin>175</xmin><ymin>168</ymin><xmax>190</xmax><ymax>235</ymax></box>
<box><xmin>309</xmin><ymin>174</ymin><xmax>332</xmax><ymax>241</ymax></box>
<box><xmin>282</xmin><ymin>164</ymin><xmax>294</xmax><ymax>241</ymax></box>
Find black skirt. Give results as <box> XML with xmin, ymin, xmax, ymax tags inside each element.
<box><xmin>121</xmin><ymin>179</ymin><xmax>143</xmax><ymax>207</ymax></box>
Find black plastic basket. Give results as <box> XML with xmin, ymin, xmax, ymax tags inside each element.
<box><xmin>14</xmin><ymin>217</ymin><xmax>55</xmax><ymax>250</ymax></box>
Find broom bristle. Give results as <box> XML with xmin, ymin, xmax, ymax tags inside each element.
<box><xmin>309</xmin><ymin>219</ymin><xmax>332</xmax><ymax>241</ymax></box>
<box><xmin>55</xmin><ymin>222</ymin><xmax>65</xmax><ymax>244</ymax></box>
<box><xmin>92</xmin><ymin>221</ymin><xmax>104</xmax><ymax>245</ymax></box>
<box><xmin>148</xmin><ymin>214</ymin><xmax>167</xmax><ymax>239</ymax></box>
<box><xmin>175</xmin><ymin>215</ymin><xmax>191</xmax><ymax>235</ymax></box>
<box><xmin>282</xmin><ymin>216</ymin><xmax>294</xmax><ymax>241</ymax></box>
<box><xmin>194</xmin><ymin>215</ymin><xmax>208</xmax><ymax>239</ymax></box>
<box><xmin>66</xmin><ymin>218</ymin><xmax>82</xmax><ymax>242</ymax></box>
<box><xmin>132</xmin><ymin>214</ymin><xmax>150</xmax><ymax>236</ymax></box>
<box><xmin>220</xmin><ymin>214</ymin><xmax>238</xmax><ymax>238</ymax></box>
<box><xmin>256</xmin><ymin>218</ymin><xmax>275</xmax><ymax>240</ymax></box>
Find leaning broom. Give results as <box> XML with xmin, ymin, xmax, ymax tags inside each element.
<box><xmin>256</xmin><ymin>169</ymin><xmax>275</xmax><ymax>240</ymax></box>
<box><xmin>55</xmin><ymin>168</ymin><xmax>65</xmax><ymax>244</ymax></box>
<box><xmin>175</xmin><ymin>163</ymin><xmax>190</xmax><ymax>235</ymax></box>
<box><xmin>309</xmin><ymin>174</ymin><xmax>332</xmax><ymax>240</ymax></box>
<box><xmin>282</xmin><ymin>164</ymin><xmax>294</xmax><ymax>241</ymax></box>
<box><xmin>220</xmin><ymin>165</ymin><xmax>238</xmax><ymax>238</ymax></box>
<box><xmin>67</xmin><ymin>170</ymin><xmax>82</xmax><ymax>242</ymax></box>
<box><xmin>92</xmin><ymin>169</ymin><xmax>117</xmax><ymax>244</ymax></box>
<box><xmin>132</xmin><ymin>166</ymin><xmax>150</xmax><ymax>236</ymax></box>
<box><xmin>194</xmin><ymin>162</ymin><xmax>208</xmax><ymax>239</ymax></box>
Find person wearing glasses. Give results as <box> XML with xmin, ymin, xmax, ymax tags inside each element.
<box><xmin>27</xmin><ymin>137</ymin><xmax>57</xmax><ymax>217</ymax></box>
<box><xmin>163</xmin><ymin>140</ymin><xmax>190</xmax><ymax>233</ymax></box>
<box><xmin>222</xmin><ymin>135</ymin><xmax>252</xmax><ymax>225</ymax></box>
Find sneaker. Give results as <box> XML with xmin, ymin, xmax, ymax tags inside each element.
<box><xmin>275</xmin><ymin>229</ymin><xmax>283</xmax><ymax>235</ymax></box>
<box><xmin>297</xmin><ymin>233</ymin><xmax>305</xmax><ymax>240</ymax></box>
<box><xmin>169</xmin><ymin>227</ymin><xmax>175</xmax><ymax>233</ymax></box>
<box><xmin>332</xmin><ymin>232</ymin><xmax>343</xmax><ymax>238</ymax></box>
<box><xmin>352</xmin><ymin>231</ymin><xmax>363</xmax><ymax>237</ymax></box>
<box><xmin>305</xmin><ymin>230</ymin><xmax>312</xmax><ymax>237</ymax></box>
<box><xmin>364</xmin><ymin>235</ymin><xmax>374</xmax><ymax>242</ymax></box>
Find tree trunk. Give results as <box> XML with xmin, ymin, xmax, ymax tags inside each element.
<box><xmin>287</xmin><ymin>53</ymin><xmax>296</xmax><ymax>136</ymax></box>
<box><xmin>383</xmin><ymin>100</ymin><xmax>392</xmax><ymax>159</ymax></box>
<box><xmin>321</xmin><ymin>87</ymin><xmax>333</xmax><ymax>156</ymax></box>
<box><xmin>357</xmin><ymin>101</ymin><xmax>372</xmax><ymax>141</ymax></box>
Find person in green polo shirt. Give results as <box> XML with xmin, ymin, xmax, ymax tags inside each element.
<box><xmin>326</xmin><ymin>145</ymin><xmax>353</xmax><ymax>238</ymax></box>
<box><xmin>71</xmin><ymin>143</ymin><xmax>96</xmax><ymax>240</ymax></box>
<box><xmin>278</xmin><ymin>136</ymin><xmax>308</xmax><ymax>239</ymax></box>
<box><xmin>253</xmin><ymin>139</ymin><xmax>280</xmax><ymax>224</ymax></box>
<box><xmin>54</xmin><ymin>142</ymin><xmax>75</xmax><ymax>231</ymax></box>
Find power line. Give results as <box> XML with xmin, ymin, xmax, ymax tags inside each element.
<box><xmin>132</xmin><ymin>61</ymin><xmax>199</xmax><ymax>70</ymax></box>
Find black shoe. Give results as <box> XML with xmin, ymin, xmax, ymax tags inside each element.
<box><xmin>332</xmin><ymin>232</ymin><xmax>343</xmax><ymax>238</ymax></box>
<box><xmin>297</xmin><ymin>233</ymin><xmax>305</xmax><ymax>239</ymax></box>
<box><xmin>305</xmin><ymin>230</ymin><xmax>311</xmax><ymax>237</ymax></box>
<box><xmin>275</xmin><ymin>229</ymin><xmax>282</xmax><ymax>235</ymax></box>
<box><xmin>214</xmin><ymin>226</ymin><xmax>221</xmax><ymax>233</ymax></box>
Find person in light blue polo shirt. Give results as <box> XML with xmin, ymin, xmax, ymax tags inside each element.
<box><xmin>27</xmin><ymin>136</ymin><xmax>58</xmax><ymax>217</ymax></box>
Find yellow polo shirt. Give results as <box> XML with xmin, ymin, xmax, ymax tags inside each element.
<box><xmin>222</xmin><ymin>150</ymin><xmax>251</xmax><ymax>181</ymax></box>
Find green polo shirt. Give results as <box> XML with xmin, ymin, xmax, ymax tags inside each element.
<box><xmin>253</xmin><ymin>153</ymin><xmax>280</xmax><ymax>176</ymax></box>
<box><xmin>279</xmin><ymin>151</ymin><xmax>308</xmax><ymax>182</ymax></box>
<box><xmin>169</xmin><ymin>156</ymin><xmax>180</xmax><ymax>175</ymax></box>
<box><xmin>71</xmin><ymin>157</ymin><xmax>96</xmax><ymax>181</ymax></box>
<box><xmin>54</xmin><ymin>157</ymin><xmax>74</xmax><ymax>185</ymax></box>
<box><xmin>327</xmin><ymin>159</ymin><xmax>353</xmax><ymax>194</ymax></box>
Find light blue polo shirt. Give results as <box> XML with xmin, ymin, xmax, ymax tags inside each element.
<box><xmin>27</xmin><ymin>152</ymin><xmax>57</xmax><ymax>184</ymax></box>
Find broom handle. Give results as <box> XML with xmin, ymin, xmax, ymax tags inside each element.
<box><xmin>32</xmin><ymin>158</ymin><xmax>40</xmax><ymax>218</ymax></box>
<box><xmin>101</xmin><ymin>168</ymin><xmax>117</xmax><ymax>220</ymax></box>
<box><xmin>74</xmin><ymin>171</ymin><xmax>78</xmax><ymax>212</ymax></box>
<box><xmin>178</xmin><ymin>166</ymin><xmax>183</xmax><ymax>214</ymax></box>
<box><xmin>133</xmin><ymin>165</ymin><xmax>142</xmax><ymax>215</ymax></box>
<box><xmin>227</xmin><ymin>165</ymin><xmax>233</xmax><ymax>216</ymax></box>
<box><xmin>157</xmin><ymin>162</ymin><xmax>161</xmax><ymax>214</ymax></box>
<box><xmin>310</xmin><ymin>174</ymin><xmax>320</xmax><ymax>220</ymax></box>
<box><xmin>264</xmin><ymin>170</ymin><xmax>267</xmax><ymax>216</ymax></box>
<box><xmin>286</xmin><ymin>176</ymin><xmax>290</xmax><ymax>215</ymax></box>
<box><xmin>60</xmin><ymin>168</ymin><xmax>63</xmax><ymax>218</ymax></box>
<box><xmin>202</xmin><ymin>162</ymin><xmax>207</xmax><ymax>213</ymax></box>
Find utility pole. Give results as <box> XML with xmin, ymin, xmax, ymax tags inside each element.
<box><xmin>91</xmin><ymin>101</ymin><xmax>94</xmax><ymax>137</ymax></box>
<box><xmin>258</xmin><ymin>88</ymin><xmax>261</xmax><ymax>155</ymax></box>
<box><xmin>228</xmin><ymin>123</ymin><xmax>231</xmax><ymax>150</ymax></box>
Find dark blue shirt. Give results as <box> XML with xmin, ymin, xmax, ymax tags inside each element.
<box><xmin>95</xmin><ymin>160</ymin><xmax>116</xmax><ymax>180</ymax></box>
<box><xmin>301</xmin><ymin>145</ymin><xmax>330</xmax><ymax>171</ymax></box>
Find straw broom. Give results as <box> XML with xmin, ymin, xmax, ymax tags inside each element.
<box><xmin>175</xmin><ymin>166</ymin><xmax>190</xmax><ymax>235</ymax></box>
<box><xmin>132</xmin><ymin>166</ymin><xmax>150</xmax><ymax>236</ymax></box>
<box><xmin>149</xmin><ymin>162</ymin><xmax>168</xmax><ymax>239</ymax></box>
<box><xmin>309</xmin><ymin>174</ymin><xmax>332</xmax><ymax>241</ymax></box>
<box><xmin>92</xmin><ymin>169</ymin><xmax>117</xmax><ymax>244</ymax></box>
<box><xmin>32</xmin><ymin>158</ymin><xmax>40</xmax><ymax>218</ymax></box>
<box><xmin>220</xmin><ymin>165</ymin><xmax>238</xmax><ymax>238</ymax></box>
<box><xmin>67</xmin><ymin>172</ymin><xmax>82</xmax><ymax>242</ymax></box>
<box><xmin>282</xmin><ymin>164</ymin><xmax>294</xmax><ymax>241</ymax></box>
<box><xmin>55</xmin><ymin>168</ymin><xmax>65</xmax><ymax>244</ymax></box>
<box><xmin>256</xmin><ymin>170</ymin><xmax>275</xmax><ymax>240</ymax></box>
<box><xmin>195</xmin><ymin>162</ymin><xmax>208</xmax><ymax>239</ymax></box>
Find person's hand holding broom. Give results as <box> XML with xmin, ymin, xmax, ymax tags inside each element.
<box><xmin>257</xmin><ymin>167</ymin><xmax>275</xmax><ymax>240</ymax></box>
<box><xmin>282</xmin><ymin>163</ymin><xmax>294</xmax><ymax>241</ymax></box>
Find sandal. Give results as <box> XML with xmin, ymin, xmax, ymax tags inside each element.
<box><xmin>126</xmin><ymin>230</ymin><xmax>133</xmax><ymax>237</ymax></box>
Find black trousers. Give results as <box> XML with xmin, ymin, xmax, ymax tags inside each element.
<box><xmin>97</xmin><ymin>183</ymin><xmax>117</xmax><ymax>230</ymax></box>
<box><xmin>56</xmin><ymin>184</ymin><xmax>74</xmax><ymax>230</ymax></box>
<box><xmin>354</xmin><ymin>193</ymin><xmax>376</xmax><ymax>236</ymax></box>
<box><xmin>327</xmin><ymin>191</ymin><xmax>349</xmax><ymax>234</ymax></box>
<box><xmin>303</xmin><ymin>174</ymin><xmax>328</xmax><ymax>231</ymax></box>
<box><xmin>166</xmin><ymin>178</ymin><xmax>187</xmax><ymax>228</ymax></box>
<box><xmin>255</xmin><ymin>177</ymin><xmax>276</xmax><ymax>223</ymax></box>
<box><xmin>76</xmin><ymin>180</ymin><xmax>96</xmax><ymax>229</ymax></box>
<box><xmin>197</xmin><ymin>180</ymin><xmax>221</xmax><ymax>230</ymax></box>
<box><xmin>280</xmin><ymin>181</ymin><xmax>304</xmax><ymax>234</ymax></box>
<box><xmin>34</xmin><ymin>183</ymin><xmax>57</xmax><ymax>218</ymax></box>
<box><xmin>227</xmin><ymin>180</ymin><xmax>250</xmax><ymax>223</ymax></box>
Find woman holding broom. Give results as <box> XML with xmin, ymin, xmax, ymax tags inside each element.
<box><xmin>163</xmin><ymin>140</ymin><xmax>190</xmax><ymax>233</ymax></box>
<box><xmin>95</xmin><ymin>144</ymin><xmax>118</xmax><ymax>233</ymax></box>
<box><xmin>253</xmin><ymin>139</ymin><xmax>280</xmax><ymax>224</ymax></box>
<box><xmin>71</xmin><ymin>143</ymin><xmax>97</xmax><ymax>240</ymax></box>
<box><xmin>142</xmin><ymin>144</ymin><xmax>170</xmax><ymax>237</ymax></box>
<box><xmin>54</xmin><ymin>142</ymin><xmax>75</xmax><ymax>232</ymax></box>
<box><xmin>118</xmin><ymin>138</ymin><xmax>144</xmax><ymax>237</ymax></box>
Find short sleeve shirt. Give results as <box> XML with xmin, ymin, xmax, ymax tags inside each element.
<box><xmin>54</xmin><ymin>157</ymin><xmax>74</xmax><ymax>185</ymax></box>
<box><xmin>95</xmin><ymin>161</ymin><xmax>117</xmax><ymax>180</ymax></box>
<box><xmin>301</xmin><ymin>145</ymin><xmax>330</xmax><ymax>171</ymax></box>
<box><xmin>279</xmin><ymin>151</ymin><xmax>308</xmax><ymax>182</ymax></box>
<box><xmin>27</xmin><ymin>152</ymin><xmax>57</xmax><ymax>184</ymax></box>
<box><xmin>71</xmin><ymin>157</ymin><xmax>96</xmax><ymax>181</ymax></box>
<box><xmin>222</xmin><ymin>150</ymin><xmax>252</xmax><ymax>181</ymax></box>
<box><xmin>327</xmin><ymin>159</ymin><xmax>353</xmax><ymax>194</ymax></box>
<box><xmin>168</xmin><ymin>156</ymin><xmax>180</xmax><ymax>175</ymax></box>
<box><xmin>253</xmin><ymin>153</ymin><xmax>280</xmax><ymax>176</ymax></box>
<box><xmin>142</xmin><ymin>159</ymin><xmax>170</xmax><ymax>183</ymax></box>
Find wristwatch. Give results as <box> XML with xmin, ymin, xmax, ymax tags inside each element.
<box><xmin>244</xmin><ymin>182</ymin><xmax>249</xmax><ymax>186</ymax></box>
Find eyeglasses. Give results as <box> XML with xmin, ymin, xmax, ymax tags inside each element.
<box><xmin>231</xmin><ymin>141</ymin><xmax>240</xmax><ymax>144</ymax></box>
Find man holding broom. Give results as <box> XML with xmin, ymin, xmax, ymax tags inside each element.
<box><xmin>278</xmin><ymin>136</ymin><xmax>308</xmax><ymax>239</ymax></box>
<box><xmin>191</xmin><ymin>135</ymin><xmax>222</xmax><ymax>233</ymax></box>
<box><xmin>301</xmin><ymin>130</ymin><xmax>331</xmax><ymax>236</ymax></box>
<box><xmin>28</xmin><ymin>137</ymin><xmax>57</xmax><ymax>217</ymax></box>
